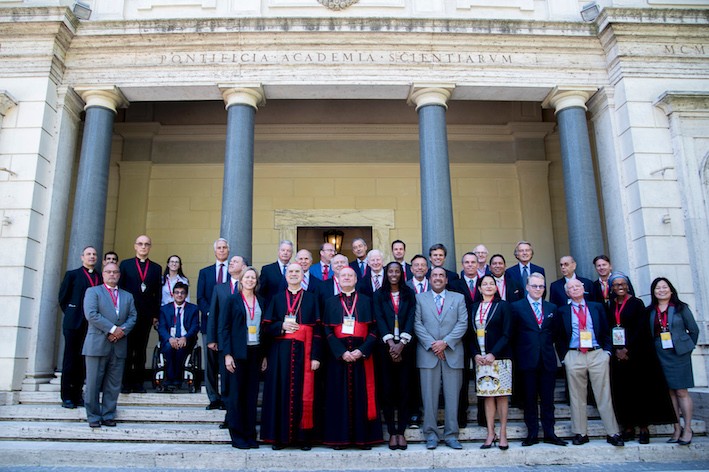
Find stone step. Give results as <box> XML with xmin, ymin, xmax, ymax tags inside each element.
<box><xmin>0</xmin><ymin>438</ymin><xmax>707</xmax><ymax>470</ymax></box>
<box><xmin>0</xmin><ymin>418</ymin><xmax>703</xmax><ymax>443</ymax></box>
<box><xmin>0</xmin><ymin>402</ymin><xmax>601</xmax><ymax>423</ymax></box>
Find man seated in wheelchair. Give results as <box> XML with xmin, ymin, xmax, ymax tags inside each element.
<box><xmin>158</xmin><ymin>282</ymin><xmax>200</xmax><ymax>390</ymax></box>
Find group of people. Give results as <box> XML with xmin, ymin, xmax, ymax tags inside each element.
<box><xmin>58</xmin><ymin>235</ymin><xmax>699</xmax><ymax>450</ymax></box>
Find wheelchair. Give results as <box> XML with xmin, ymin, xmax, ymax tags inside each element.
<box><xmin>151</xmin><ymin>340</ymin><xmax>203</xmax><ymax>393</ymax></box>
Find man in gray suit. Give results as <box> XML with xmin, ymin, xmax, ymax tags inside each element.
<box><xmin>414</xmin><ymin>267</ymin><xmax>468</xmax><ymax>449</ymax></box>
<box><xmin>82</xmin><ymin>263</ymin><xmax>137</xmax><ymax>428</ymax></box>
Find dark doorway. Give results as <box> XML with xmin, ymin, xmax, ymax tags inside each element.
<box><xmin>297</xmin><ymin>226</ymin><xmax>373</xmax><ymax>262</ymax></box>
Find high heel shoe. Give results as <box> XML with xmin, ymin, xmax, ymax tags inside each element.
<box><xmin>397</xmin><ymin>435</ymin><xmax>408</xmax><ymax>450</ymax></box>
<box><xmin>678</xmin><ymin>430</ymin><xmax>693</xmax><ymax>446</ymax></box>
<box><xmin>667</xmin><ymin>427</ymin><xmax>683</xmax><ymax>443</ymax></box>
<box><xmin>389</xmin><ymin>435</ymin><xmax>398</xmax><ymax>450</ymax></box>
<box><xmin>480</xmin><ymin>435</ymin><xmax>497</xmax><ymax>449</ymax></box>
<box><xmin>498</xmin><ymin>437</ymin><xmax>509</xmax><ymax>450</ymax></box>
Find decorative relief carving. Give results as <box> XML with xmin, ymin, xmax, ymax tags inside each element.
<box><xmin>317</xmin><ymin>0</ymin><xmax>360</xmax><ymax>11</ymax></box>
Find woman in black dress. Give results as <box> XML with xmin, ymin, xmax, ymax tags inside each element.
<box><xmin>606</xmin><ymin>272</ymin><xmax>674</xmax><ymax>444</ymax></box>
<box><xmin>373</xmin><ymin>262</ymin><xmax>416</xmax><ymax>450</ymax></box>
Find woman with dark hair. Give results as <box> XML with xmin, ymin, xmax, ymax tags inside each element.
<box><xmin>606</xmin><ymin>272</ymin><xmax>674</xmax><ymax>444</ymax></box>
<box><xmin>219</xmin><ymin>266</ymin><xmax>266</xmax><ymax>449</ymax></box>
<box><xmin>471</xmin><ymin>274</ymin><xmax>512</xmax><ymax>450</ymax></box>
<box><xmin>648</xmin><ymin>277</ymin><xmax>699</xmax><ymax>445</ymax></box>
<box><xmin>161</xmin><ymin>255</ymin><xmax>190</xmax><ymax>305</ymax></box>
<box><xmin>374</xmin><ymin>261</ymin><xmax>417</xmax><ymax>450</ymax></box>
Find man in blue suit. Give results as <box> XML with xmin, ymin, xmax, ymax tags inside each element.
<box><xmin>259</xmin><ymin>240</ymin><xmax>293</xmax><ymax>308</ymax></box>
<box><xmin>197</xmin><ymin>238</ymin><xmax>230</xmax><ymax>409</ymax></box>
<box><xmin>505</xmin><ymin>240</ymin><xmax>545</xmax><ymax>290</ymax></box>
<box><xmin>548</xmin><ymin>256</ymin><xmax>594</xmax><ymax>307</ymax></box>
<box><xmin>82</xmin><ymin>263</ymin><xmax>137</xmax><ymax>428</ymax></box>
<box><xmin>554</xmin><ymin>279</ymin><xmax>624</xmax><ymax>447</ymax></box>
<box><xmin>510</xmin><ymin>273</ymin><xmax>567</xmax><ymax>447</ymax></box>
<box><xmin>158</xmin><ymin>282</ymin><xmax>200</xmax><ymax>391</ymax></box>
<box><xmin>309</xmin><ymin>242</ymin><xmax>336</xmax><ymax>280</ymax></box>
<box><xmin>349</xmin><ymin>237</ymin><xmax>369</xmax><ymax>278</ymax></box>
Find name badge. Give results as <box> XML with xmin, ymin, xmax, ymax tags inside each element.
<box><xmin>170</xmin><ymin>326</ymin><xmax>176</xmax><ymax>338</ymax></box>
<box><xmin>393</xmin><ymin>318</ymin><xmax>400</xmax><ymax>341</ymax></box>
<box><xmin>612</xmin><ymin>327</ymin><xmax>626</xmax><ymax>346</ymax></box>
<box><xmin>285</xmin><ymin>314</ymin><xmax>296</xmax><ymax>324</ymax></box>
<box><xmin>660</xmin><ymin>331</ymin><xmax>673</xmax><ymax>349</ymax></box>
<box><xmin>476</xmin><ymin>328</ymin><xmax>485</xmax><ymax>338</ymax></box>
<box><xmin>580</xmin><ymin>330</ymin><xmax>593</xmax><ymax>349</ymax></box>
<box><xmin>248</xmin><ymin>325</ymin><xmax>258</xmax><ymax>343</ymax></box>
<box><xmin>140</xmin><ymin>283</ymin><xmax>147</xmax><ymax>292</ymax></box>
<box><xmin>342</xmin><ymin>316</ymin><xmax>355</xmax><ymax>335</ymax></box>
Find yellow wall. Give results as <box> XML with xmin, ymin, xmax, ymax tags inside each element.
<box><xmin>108</xmin><ymin>161</ymin><xmax>559</xmax><ymax>282</ymax></box>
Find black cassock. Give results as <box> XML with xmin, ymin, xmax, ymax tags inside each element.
<box><xmin>322</xmin><ymin>292</ymin><xmax>383</xmax><ymax>447</ymax></box>
<box><xmin>260</xmin><ymin>289</ymin><xmax>322</xmax><ymax>446</ymax></box>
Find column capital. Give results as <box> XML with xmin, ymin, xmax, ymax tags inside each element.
<box><xmin>654</xmin><ymin>91</ymin><xmax>709</xmax><ymax>117</ymax></box>
<box><xmin>542</xmin><ymin>86</ymin><xmax>598</xmax><ymax>114</ymax></box>
<box><xmin>0</xmin><ymin>90</ymin><xmax>18</xmax><ymax>117</ymax></box>
<box><xmin>219</xmin><ymin>84</ymin><xmax>266</xmax><ymax>110</ymax></box>
<box><xmin>407</xmin><ymin>84</ymin><xmax>455</xmax><ymax>110</ymax></box>
<box><xmin>73</xmin><ymin>86</ymin><xmax>128</xmax><ymax>113</ymax></box>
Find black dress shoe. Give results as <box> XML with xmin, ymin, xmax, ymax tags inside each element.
<box><xmin>248</xmin><ymin>438</ymin><xmax>259</xmax><ymax>448</ymax></box>
<box><xmin>300</xmin><ymin>445</ymin><xmax>312</xmax><ymax>451</ymax></box>
<box><xmin>543</xmin><ymin>436</ymin><xmax>568</xmax><ymax>446</ymax></box>
<box><xmin>607</xmin><ymin>434</ymin><xmax>625</xmax><ymax>447</ymax></box>
<box><xmin>232</xmin><ymin>438</ymin><xmax>249</xmax><ymax>450</ymax></box>
<box><xmin>88</xmin><ymin>421</ymin><xmax>101</xmax><ymax>428</ymax></box>
<box><xmin>133</xmin><ymin>386</ymin><xmax>147</xmax><ymax>394</ymax></box>
<box><xmin>75</xmin><ymin>399</ymin><xmax>85</xmax><ymax>407</ymax></box>
<box><xmin>218</xmin><ymin>400</ymin><xmax>226</xmax><ymax>410</ymax></box>
<box><xmin>121</xmin><ymin>387</ymin><xmax>131</xmax><ymax>394</ymax></box>
<box><xmin>218</xmin><ymin>421</ymin><xmax>228</xmax><ymax>429</ymax></box>
<box><xmin>522</xmin><ymin>436</ymin><xmax>539</xmax><ymax>447</ymax></box>
<box><xmin>61</xmin><ymin>400</ymin><xmax>76</xmax><ymax>409</ymax></box>
<box><xmin>622</xmin><ymin>430</ymin><xmax>635</xmax><ymax>442</ymax></box>
<box><xmin>101</xmin><ymin>419</ymin><xmax>117</xmax><ymax>427</ymax></box>
<box><xmin>359</xmin><ymin>445</ymin><xmax>372</xmax><ymax>450</ymax></box>
<box><xmin>206</xmin><ymin>401</ymin><xmax>221</xmax><ymax>410</ymax></box>
<box><xmin>572</xmin><ymin>434</ymin><xmax>589</xmax><ymax>445</ymax></box>
<box><xmin>638</xmin><ymin>431</ymin><xmax>650</xmax><ymax>444</ymax></box>
<box><xmin>271</xmin><ymin>444</ymin><xmax>285</xmax><ymax>450</ymax></box>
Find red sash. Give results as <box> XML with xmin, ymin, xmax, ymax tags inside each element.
<box><xmin>282</xmin><ymin>324</ymin><xmax>315</xmax><ymax>429</ymax></box>
<box><xmin>333</xmin><ymin>322</ymin><xmax>377</xmax><ymax>421</ymax></box>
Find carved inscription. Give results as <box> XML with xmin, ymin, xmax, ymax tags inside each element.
<box><xmin>662</xmin><ymin>44</ymin><xmax>706</xmax><ymax>55</ymax></box>
<box><xmin>157</xmin><ymin>51</ymin><xmax>514</xmax><ymax>65</ymax></box>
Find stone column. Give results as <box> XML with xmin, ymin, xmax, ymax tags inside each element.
<box><xmin>67</xmin><ymin>86</ymin><xmax>128</xmax><ymax>265</ymax></box>
<box><xmin>543</xmin><ymin>86</ymin><xmax>603</xmax><ymax>279</ymax></box>
<box><xmin>408</xmin><ymin>84</ymin><xmax>457</xmax><ymax>272</ymax></box>
<box><xmin>218</xmin><ymin>85</ymin><xmax>264</xmax><ymax>263</ymax></box>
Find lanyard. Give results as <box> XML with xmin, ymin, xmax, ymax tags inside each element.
<box><xmin>104</xmin><ymin>285</ymin><xmax>118</xmax><ymax>310</ymax></box>
<box><xmin>390</xmin><ymin>292</ymin><xmax>399</xmax><ymax>315</ymax></box>
<box><xmin>478</xmin><ymin>301</ymin><xmax>492</xmax><ymax>327</ymax></box>
<box><xmin>334</xmin><ymin>277</ymin><xmax>341</xmax><ymax>294</ymax></box>
<box><xmin>242</xmin><ymin>294</ymin><xmax>256</xmax><ymax>321</ymax></box>
<box><xmin>230</xmin><ymin>279</ymin><xmax>236</xmax><ymax>295</ymax></box>
<box><xmin>656</xmin><ymin>306</ymin><xmax>669</xmax><ymax>331</ymax></box>
<box><xmin>135</xmin><ymin>258</ymin><xmax>149</xmax><ymax>284</ymax></box>
<box><xmin>340</xmin><ymin>293</ymin><xmax>358</xmax><ymax>317</ymax></box>
<box><xmin>286</xmin><ymin>290</ymin><xmax>303</xmax><ymax>316</ymax></box>
<box><xmin>83</xmin><ymin>268</ymin><xmax>98</xmax><ymax>287</ymax></box>
<box><xmin>572</xmin><ymin>305</ymin><xmax>588</xmax><ymax>330</ymax></box>
<box><xmin>614</xmin><ymin>297</ymin><xmax>629</xmax><ymax>326</ymax></box>
<box><xmin>496</xmin><ymin>278</ymin><xmax>506</xmax><ymax>299</ymax></box>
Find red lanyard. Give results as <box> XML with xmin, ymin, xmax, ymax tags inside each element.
<box><xmin>496</xmin><ymin>278</ymin><xmax>506</xmax><ymax>299</ymax></box>
<box><xmin>656</xmin><ymin>306</ymin><xmax>669</xmax><ymax>331</ymax></box>
<box><xmin>135</xmin><ymin>258</ymin><xmax>149</xmax><ymax>284</ymax></box>
<box><xmin>614</xmin><ymin>297</ymin><xmax>629</xmax><ymax>326</ymax></box>
<box><xmin>83</xmin><ymin>268</ymin><xmax>98</xmax><ymax>287</ymax></box>
<box><xmin>334</xmin><ymin>278</ymin><xmax>341</xmax><ymax>294</ymax></box>
<box><xmin>242</xmin><ymin>294</ymin><xmax>256</xmax><ymax>321</ymax></box>
<box><xmin>573</xmin><ymin>305</ymin><xmax>588</xmax><ymax>330</ymax></box>
<box><xmin>104</xmin><ymin>285</ymin><xmax>118</xmax><ymax>309</ymax></box>
<box><xmin>230</xmin><ymin>279</ymin><xmax>236</xmax><ymax>295</ymax></box>
<box><xmin>286</xmin><ymin>290</ymin><xmax>303</xmax><ymax>316</ymax></box>
<box><xmin>340</xmin><ymin>294</ymin><xmax>358</xmax><ymax>317</ymax></box>
<box><xmin>390</xmin><ymin>292</ymin><xmax>399</xmax><ymax>315</ymax></box>
<box><xmin>478</xmin><ymin>301</ymin><xmax>492</xmax><ymax>326</ymax></box>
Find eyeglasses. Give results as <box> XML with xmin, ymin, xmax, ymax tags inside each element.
<box><xmin>528</xmin><ymin>284</ymin><xmax>545</xmax><ymax>290</ymax></box>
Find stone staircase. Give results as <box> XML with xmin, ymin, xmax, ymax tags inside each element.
<box><xmin>0</xmin><ymin>385</ymin><xmax>707</xmax><ymax>470</ymax></box>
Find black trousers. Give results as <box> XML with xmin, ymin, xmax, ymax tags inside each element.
<box><xmin>61</xmin><ymin>325</ymin><xmax>87</xmax><ymax>403</ymax></box>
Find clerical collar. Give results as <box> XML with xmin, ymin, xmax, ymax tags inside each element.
<box><xmin>137</xmin><ymin>257</ymin><xmax>148</xmax><ymax>263</ymax></box>
<box><xmin>342</xmin><ymin>289</ymin><xmax>356</xmax><ymax>296</ymax></box>
<box><xmin>287</xmin><ymin>287</ymin><xmax>301</xmax><ymax>294</ymax></box>
<box><xmin>84</xmin><ymin>266</ymin><xmax>94</xmax><ymax>272</ymax></box>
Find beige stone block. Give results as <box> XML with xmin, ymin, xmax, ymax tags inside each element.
<box><xmin>189</xmin><ymin>195</ymin><xmax>222</xmax><ymax>212</ymax></box>
<box><xmin>272</xmin><ymin>196</ymin><xmax>314</xmax><ymax>209</ymax></box>
<box><xmin>152</xmin><ymin>165</ymin><xmax>223</xmax><ymax>180</ymax></box>
<box><xmin>148</xmin><ymin>196</ymin><xmax>191</xmax><ymax>211</ymax></box>
<box><xmin>375</xmin><ymin>178</ymin><xmax>419</xmax><ymax>197</ymax></box>
<box><xmin>394</xmin><ymin>209</ymin><xmax>419</xmax><ymax>228</ymax></box>
<box><xmin>253</xmin><ymin>197</ymin><xmax>274</xmax><ymax>210</ymax></box>
<box><xmin>293</xmin><ymin>178</ymin><xmax>334</xmax><ymax>197</ymax></box>
<box><xmin>479</xmin><ymin>196</ymin><xmax>519</xmax><ymax>212</ymax></box>
<box><xmin>333</xmin><ymin>178</ymin><xmax>376</xmax><ymax>196</ymax></box>
<box><xmin>255</xmin><ymin>179</ymin><xmax>293</xmax><ymax>197</ymax></box>
<box><xmin>0</xmin><ymin>182</ymin><xmax>38</xmax><ymax>209</ymax></box>
<box><xmin>354</xmin><ymin>196</ymin><xmax>393</xmax><ymax>209</ymax></box>
<box><xmin>0</xmin><ymin>321</ymin><xmax>28</xmax><ymax>358</ymax></box>
<box><xmin>311</xmin><ymin>196</ymin><xmax>356</xmax><ymax>208</ymax></box>
<box><xmin>499</xmin><ymin>211</ymin><xmax>523</xmax><ymax>228</ymax></box>
<box><xmin>208</xmin><ymin>211</ymin><xmax>222</xmax><ymax>229</ymax></box>
<box><xmin>0</xmin><ymin>356</ymin><xmax>26</xmax><ymax>391</ymax></box>
<box><xmin>456</xmin><ymin>179</ymin><xmax>500</xmax><ymax>197</ymax></box>
<box><xmin>146</xmin><ymin>211</ymin><xmax>172</xmax><ymax>229</ymax></box>
<box><xmin>0</xmin><ymin>128</ymin><xmax>43</xmax><ymax>155</ymax></box>
<box><xmin>181</xmin><ymin>211</ymin><xmax>210</xmax><ymax>229</ymax></box>
<box><xmin>253</xmin><ymin>211</ymin><xmax>274</xmax><ymax>228</ymax></box>
<box><xmin>453</xmin><ymin>197</ymin><xmax>480</xmax><ymax>211</ymax></box>
<box><xmin>481</xmin><ymin>228</ymin><xmax>523</xmax><ymax>244</ymax></box>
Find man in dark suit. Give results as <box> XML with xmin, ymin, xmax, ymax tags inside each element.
<box><xmin>356</xmin><ymin>249</ymin><xmax>385</xmax><ymax>298</ymax></box>
<box><xmin>206</xmin><ymin>255</ymin><xmax>246</xmax><ymax>411</ymax></box>
<box><xmin>157</xmin><ymin>282</ymin><xmax>200</xmax><ymax>391</ymax></box>
<box><xmin>473</xmin><ymin>244</ymin><xmax>491</xmax><ymax>278</ymax></box>
<box><xmin>510</xmin><ymin>273</ymin><xmax>567</xmax><ymax>446</ymax></box>
<box><xmin>505</xmin><ymin>240</ymin><xmax>545</xmax><ymax>290</ymax></box>
<box><xmin>489</xmin><ymin>254</ymin><xmax>524</xmax><ymax>303</ymax></box>
<box><xmin>82</xmin><ymin>263</ymin><xmax>137</xmax><ymax>428</ymax></box>
<box><xmin>295</xmin><ymin>249</ymin><xmax>322</xmax><ymax>294</ymax></box>
<box><xmin>197</xmin><ymin>238</ymin><xmax>230</xmax><ymax>409</ymax></box>
<box><xmin>309</xmin><ymin>242</ymin><xmax>336</xmax><ymax>281</ymax></box>
<box><xmin>391</xmin><ymin>239</ymin><xmax>413</xmax><ymax>281</ymax></box>
<box><xmin>349</xmin><ymin>237</ymin><xmax>369</xmax><ymax>278</ymax></box>
<box><xmin>407</xmin><ymin>254</ymin><xmax>430</xmax><ymax>294</ymax></box>
<box><xmin>549</xmin><ymin>256</ymin><xmax>594</xmax><ymax>307</ymax></box>
<box><xmin>258</xmin><ymin>240</ymin><xmax>293</xmax><ymax>308</ymax></box>
<box><xmin>553</xmin><ymin>279</ymin><xmax>624</xmax><ymax>447</ymax></box>
<box><xmin>119</xmin><ymin>234</ymin><xmax>162</xmax><ymax>393</ymax></box>
<box><xmin>58</xmin><ymin>246</ymin><xmax>103</xmax><ymax>409</ymax></box>
<box><xmin>316</xmin><ymin>253</ymin><xmax>349</xmax><ymax>301</ymax></box>
<box><xmin>428</xmin><ymin>243</ymin><xmax>459</xmax><ymax>282</ymax></box>
<box><xmin>102</xmin><ymin>251</ymin><xmax>118</xmax><ymax>266</ymax></box>
<box><xmin>414</xmin><ymin>267</ymin><xmax>468</xmax><ymax>450</ymax></box>
<box><xmin>590</xmin><ymin>255</ymin><xmax>635</xmax><ymax>308</ymax></box>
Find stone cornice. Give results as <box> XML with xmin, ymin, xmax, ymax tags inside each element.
<box><xmin>597</xmin><ymin>8</ymin><xmax>709</xmax><ymax>35</ymax></box>
<box><xmin>0</xmin><ymin>7</ymin><xmax>79</xmax><ymax>33</ymax></box>
<box><xmin>655</xmin><ymin>91</ymin><xmax>709</xmax><ymax>117</ymax></box>
<box><xmin>0</xmin><ymin>90</ymin><xmax>18</xmax><ymax>117</ymax></box>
